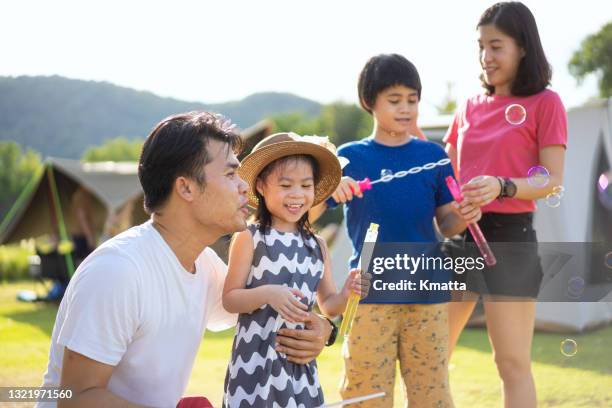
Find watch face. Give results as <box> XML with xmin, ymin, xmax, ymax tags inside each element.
<box><xmin>506</xmin><ymin>179</ymin><xmax>517</xmax><ymax>197</ymax></box>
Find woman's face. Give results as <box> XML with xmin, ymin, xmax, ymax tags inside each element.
<box><xmin>478</xmin><ymin>24</ymin><xmax>525</xmax><ymax>96</ymax></box>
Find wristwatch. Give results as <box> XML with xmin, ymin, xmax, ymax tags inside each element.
<box><xmin>323</xmin><ymin>316</ymin><xmax>338</xmax><ymax>346</ymax></box>
<box><xmin>498</xmin><ymin>177</ymin><xmax>517</xmax><ymax>199</ymax></box>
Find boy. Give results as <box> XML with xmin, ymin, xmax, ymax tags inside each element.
<box><xmin>313</xmin><ymin>54</ymin><xmax>480</xmax><ymax>407</ymax></box>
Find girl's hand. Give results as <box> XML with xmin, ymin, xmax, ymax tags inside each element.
<box><xmin>341</xmin><ymin>269</ymin><xmax>372</xmax><ymax>299</ymax></box>
<box><xmin>461</xmin><ymin>175</ymin><xmax>502</xmax><ymax>207</ymax></box>
<box><xmin>266</xmin><ymin>286</ymin><xmax>309</xmax><ymax>323</ymax></box>
<box><xmin>331</xmin><ymin>176</ymin><xmax>363</xmax><ymax>204</ymax></box>
<box><xmin>452</xmin><ymin>200</ymin><xmax>482</xmax><ymax>225</ymax></box>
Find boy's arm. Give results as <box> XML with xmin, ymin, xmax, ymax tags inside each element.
<box><xmin>309</xmin><ymin>202</ymin><xmax>328</xmax><ymax>224</ymax></box>
<box><xmin>309</xmin><ymin>176</ymin><xmax>363</xmax><ymax>224</ymax></box>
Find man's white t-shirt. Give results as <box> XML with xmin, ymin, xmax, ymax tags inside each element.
<box><xmin>37</xmin><ymin>221</ymin><xmax>237</xmax><ymax>408</ymax></box>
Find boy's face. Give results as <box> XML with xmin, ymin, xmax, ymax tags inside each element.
<box><xmin>371</xmin><ymin>85</ymin><xmax>419</xmax><ymax>137</ymax></box>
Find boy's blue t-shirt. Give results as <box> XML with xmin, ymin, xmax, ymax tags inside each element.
<box><xmin>326</xmin><ymin>137</ymin><xmax>455</xmax><ymax>303</ymax></box>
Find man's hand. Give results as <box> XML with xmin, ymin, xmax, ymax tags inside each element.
<box><xmin>275</xmin><ymin>313</ymin><xmax>332</xmax><ymax>364</ymax></box>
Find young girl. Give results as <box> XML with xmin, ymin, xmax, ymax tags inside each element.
<box><xmin>222</xmin><ymin>132</ymin><xmax>366</xmax><ymax>408</ymax></box>
<box><xmin>444</xmin><ymin>2</ymin><xmax>567</xmax><ymax>407</ymax></box>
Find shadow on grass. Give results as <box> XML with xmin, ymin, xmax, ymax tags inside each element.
<box><xmin>457</xmin><ymin>326</ymin><xmax>612</xmax><ymax>376</ymax></box>
<box><xmin>4</xmin><ymin>304</ymin><xmax>58</xmax><ymax>337</ymax></box>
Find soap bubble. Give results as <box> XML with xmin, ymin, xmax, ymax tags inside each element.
<box><xmin>597</xmin><ymin>171</ymin><xmax>612</xmax><ymax>210</ymax></box>
<box><xmin>527</xmin><ymin>166</ymin><xmax>550</xmax><ymax>188</ymax></box>
<box><xmin>545</xmin><ymin>193</ymin><xmax>562</xmax><ymax>208</ymax></box>
<box><xmin>552</xmin><ymin>185</ymin><xmax>565</xmax><ymax>198</ymax></box>
<box><xmin>605</xmin><ymin>252</ymin><xmax>612</xmax><ymax>270</ymax></box>
<box><xmin>380</xmin><ymin>169</ymin><xmax>394</xmax><ymax>183</ymax></box>
<box><xmin>505</xmin><ymin>104</ymin><xmax>527</xmax><ymax>125</ymax></box>
<box><xmin>560</xmin><ymin>339</ymin><xmax>578</xmax><ymax>357</ymax></box>
<box><xmin>567</xmin><ymin>277</ymin><xmax>585</xmax><ymax>299</ymax></box>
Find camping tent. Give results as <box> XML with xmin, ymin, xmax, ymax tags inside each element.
<box><xmin>533</xmin><ymin>98</ymin><xmax>612</xmax><ymax>332</ymax></box>
<box><xmin>0</xmin><ymin>158</ymin><xmax>144</xmax><ymax>246</ymax></box>
<box><xmin>329</xmin><ymin>98</ymin><xmax>612</xmax><ymax>333</ymax></box>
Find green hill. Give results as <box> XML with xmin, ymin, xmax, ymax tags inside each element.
<box><xmin>0</xmin><ymin>76</ymin><xmax>321</xmax><ymax>158</ymax></box>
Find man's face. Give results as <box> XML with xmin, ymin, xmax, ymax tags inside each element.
<box><xmin>194</xmin><ymin>139</ymin><xmax>249</xmax><ymax>236</ymax></box>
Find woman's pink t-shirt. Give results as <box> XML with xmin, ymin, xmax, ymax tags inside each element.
<box><xmin>443</xmin><ymin>89</ymin><xmax>567</xmax><ymax>214</ymax></box>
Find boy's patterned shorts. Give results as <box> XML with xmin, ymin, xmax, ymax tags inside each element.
<box><xmin>340</xmin><ymin>303</ymin><xmax>454</xmax><ymax>408</ymax></box>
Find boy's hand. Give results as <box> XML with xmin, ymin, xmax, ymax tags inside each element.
<box><xmin>267</xmin><ymin>286</ymin><xmax>308</xmax><ymax>323</ymax></box>
<box><xmin>452</xmin><ymin>200</ymin><xmax>482</xmax><ymax>225</ymax></box>
<box><xmin>341</xmin><ymin>269</ymin><xmax>372</xmax><ymax>299</ymax></box>
<box><xmin>331</xmin><ymin>176</ymin><xmax>363</xmax><ymax>203</ymax></box>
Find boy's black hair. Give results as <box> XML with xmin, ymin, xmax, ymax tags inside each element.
<box><xmin>478</xmin><ymin>1</ymin><xmax>552</xmax><ymax>96</ymax></box>
<box><xmin>138</xmin><ymin>111</ymin><xmax>242</xmax><ymax>214</ymax></box>
<box><xmin>357</xmin><ymin>54</ymin><xmax>422</xmax><ymax>114</ymax></box>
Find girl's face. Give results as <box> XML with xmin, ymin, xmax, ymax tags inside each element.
<box><xmin>478</xmin><ymin>24</ymin><xmax>525</xmax><ymax>96</ymax></box>
<box><xmin>256</xmin><ymin>158</ymin><xmax>315</xmax><ymax>232</ymax></box>
<box><xmin>371</xmin><ymin>85</ymin><xmax>419</xmax><ymax>137</ymax></box>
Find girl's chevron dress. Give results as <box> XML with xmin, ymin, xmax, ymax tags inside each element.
<box><xmin>223</xmin><ymin>224</ymin><xmax>325</xmax><ymax>408</ymax></box>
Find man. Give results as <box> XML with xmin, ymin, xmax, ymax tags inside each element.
<box><xmin>37</xmin><ymin>112</ymin><xmax>336</xmax><ymax>407</ymax></box>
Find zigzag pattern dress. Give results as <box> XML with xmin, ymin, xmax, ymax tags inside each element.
<box><xmin>223</xmin><ymin>224</ymin><xmax>325</xmax><ymax>408</ymax></box>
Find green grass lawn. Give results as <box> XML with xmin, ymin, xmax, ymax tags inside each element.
<box><xmin>1</xmin><ymin>281</ymin><xmax>611</xmax><ymax>407</ymax></box>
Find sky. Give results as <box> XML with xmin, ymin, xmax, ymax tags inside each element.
<box><xmin>2</xmin><ymin>0</ymin><xmax>611</xmax><ymax>119</ymax></box>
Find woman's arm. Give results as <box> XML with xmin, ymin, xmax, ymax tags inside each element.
<box><xmin>460</xmin><ymin>145</ymin><xmax>566</xmax><ymax>206</ymax></box>
<box><xmin>222</xmin><ymin>229</ymin><xmax>308</xmax><ymax>322</ymax></box>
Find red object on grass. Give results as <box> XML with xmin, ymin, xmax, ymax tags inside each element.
<box><xmin>176</xmin><ymin>396</ymin><xmax>214</xmax><ymax>408</ymax></box>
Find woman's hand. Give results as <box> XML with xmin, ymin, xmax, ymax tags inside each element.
<box><xmin>341</xmin><ymin>269</ymin><xmax>372</xmax><ymax>299</ymax></box>
<box><xmin>461</xmin><ymin>175</ymin><xmax>502</xmax><ymax>207</ymax></box>
<box><xmin>266</xmin><ymin>286</ymin><xmax>308</xmax><ymax>323</ymax></box>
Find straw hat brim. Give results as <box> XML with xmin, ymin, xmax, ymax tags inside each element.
<box><xmin>238</xmin><ymin>141</ymin><xmax>342</xmax><ymax>208</ymax></box>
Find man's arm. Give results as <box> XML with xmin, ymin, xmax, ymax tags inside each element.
<box><xmin>274</xmin><ymin>313</ymin><xmax>333</xmax><ymax>364</ymax></box>
<box><xmin>58</xmin><ymin>348</ymin><xmax>148</xmax><ymax>408</ymax></box>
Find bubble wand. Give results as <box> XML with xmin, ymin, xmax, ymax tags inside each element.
<box><xmin>339</xmin><ymin>222</ymin><xmax>379</xmax><ymax>337</ymax></box>
<box><xmin>445</xmin><ymin>176</ymin><xmax>496</xmax><ymax>266</ymax></box>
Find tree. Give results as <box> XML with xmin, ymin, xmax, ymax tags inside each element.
<box><xmin>269</xmin><ymin>103</ymin><xmax>372</xmax><ymax>148</ymax></box>
<box><xmin>0</xmin><ymin>141</ymin><xmax>42</xmax><ymax>217</ymax></box>
<box><xmin>82</xmin><ymin>137</ymin><xmax>143</xmax><ymax>162</ymax></box>
<box><xmin>569</xmin><ymin>21</ymin><xmax>612</xmax><ymax>98</ymax></box>
<box><xmin>436</xmin><ymin>82</ymin><xmax>457</xmax><ymax>115</ymax></box>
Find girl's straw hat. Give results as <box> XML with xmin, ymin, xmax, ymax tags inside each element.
<box><xmin>238</xmin><ymin>132</ymin><xmax>343</xmax><ymax>207</ymax></box>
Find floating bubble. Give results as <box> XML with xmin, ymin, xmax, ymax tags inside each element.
<box><xmin>552</xmin><ymin>185</ymin><xmax>565</xmax><ymax>198</ymax></box>
<box><xmin>527</xmin><ymin>166</ymin><xmax>550</xmax><ymax>188</ymax></box>
<box><xmin>505</xmin><ymin>104</ymin><xmax>527</xmax><ymax>125</ymax></box>
<box><xmin>560</xmin><ymin>339</ymin><xmax>578</xmax><ymax>357</ymax></box>
<box><xmin>567</xmin><ymin>277</ymin><xmax>585</xmax><ymax>299</ymax></box>
<box><xmin>545</xmin><ymin>193</ymin><xmax>562</xmax><ymax>208</ymax></box>
<box><xmin>380</xmin><ymin>169</ymin><xmax>394</xmax><ymax>183</ymax></box>
<box><xmin>597</xmin><ymin>171</ymin><xmax>612</xmax><ymax>210</ymax></box>
<box><xmin>605</xmin><ymin>252</ymin><xmax>612</xmax><ymax>270</ymax></box>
